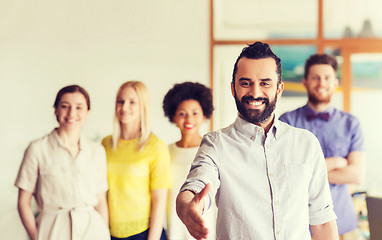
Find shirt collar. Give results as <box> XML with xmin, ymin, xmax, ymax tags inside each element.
<box><xmin>49</xmin><ymin>128</ymin><xmax>87</xmax><ymax>150</ymax></box>
<box><xmin>233</xmin><ymin>115</ymin><xmax>280</xmax><ymax>140</ymax></box>
<box><xmin>303</xmin><ymin>104</ymin><xmax>335</xmax><ymax>116</ymax></box>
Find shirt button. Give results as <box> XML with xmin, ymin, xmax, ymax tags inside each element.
<box><xmin>274</xmin><ymin>201</ymin><xmax>279</xmax><ymax>206</ymax></box>
<box><xmin>250</xmin><ymin>136</ymin><xmax>255</xmax><ymax>141</ymax></box>
<box><xmin>269</xmin><ymin>173</ymin><xmax>274</xmax><ymax>177</ymax></box>
<box><xmin>276</xmin><ymin>230</ymin><xmax>280</xmax><ymax>235</ymax></box>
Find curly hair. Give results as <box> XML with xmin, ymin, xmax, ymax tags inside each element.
<box><xmin>163</xmin><ymin>82</ymin><xmax>214</xmax><ymax>122</ymax></box>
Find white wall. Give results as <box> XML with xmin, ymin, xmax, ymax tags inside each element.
<box><xmin>0</xmin><ymin>1</ymin><xmax>209</xmax><ymax>238</ymax></box>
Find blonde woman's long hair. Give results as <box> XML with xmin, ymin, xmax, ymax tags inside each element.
<box><xmin>112</xmin><ymin>81</ymin><xmax>151</xmax><ymax>151</ymax></box>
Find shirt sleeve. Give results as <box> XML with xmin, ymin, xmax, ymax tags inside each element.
<box><xmin>279</xmin><ymin>112</ymin><xmax>291</xmax><ymax>124</ymax></box>
<box><xmin>96</xmin><ymin>146</ymin><xmax>109</xmax><ymax>193</ymax></box>
<box><xmin>349</xmin><ymin>117</ymin><xmax>364</xmax><ymax>152</ymax></box>
<box><xmin>150</xmin><ymin>139</ymin><xmax>172</xmax><ymax>190</ymax></box>
<box><xmin>15</xmin><ymin>142</ymin><xmax>39</xmax><ymax>193</ymax></box>
<box><xmin>180</xmin><ymin>133</ymin><xmax>220</xmax><ymax>210</ymax></box>
<box><xmin>308</xmin><ymin>136</ymin><xmax>337</xmax><ymax>225</ymax></box>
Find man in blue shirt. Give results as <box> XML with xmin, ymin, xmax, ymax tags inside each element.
<box><xmin>280</xmin><ymin>53</ymin><xmax>366</xmax><ymax>240</ymax></box>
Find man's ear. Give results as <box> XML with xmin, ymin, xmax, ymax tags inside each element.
<box><xmin>334</xmin><ymin>77</ymin><xmax>339</xmax><ymax>89</ymax></box>
<box><xmin>276</xmin><ymin>82</ymin><xmax>284</xmax><ymax>98</ymax></box>
<box><xmin>302</xmin><ymin>78</ymin><xmax>308</xmax><ymax>89</ymax></box>
<box><xmin>231</xmin><ymin>82</ymin><xmax>235</xmax><ymax>98</ymax></box>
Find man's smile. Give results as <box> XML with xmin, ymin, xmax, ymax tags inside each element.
<box><xmin>247</xmin><ymin>100</ymin><xmax>264</xmax><ymax>108</ymax></box>
<box><xmin>243</xmin><ymin>96</ymin><xmax>268</xmax><ymax>110</ymax></box>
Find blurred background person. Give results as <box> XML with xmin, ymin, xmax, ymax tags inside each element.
<box><xmin>102</xmin><ymin>81</ymin><xmax>171</xmax><ymax>240</ymax></box>
<box><xmin>162</xmin><ymin>81</ymin><xmax>216</xmax><ymax>240</ymax></box>
<box><xmin>15</xmin><ymin>85</ymin><xmax>110</xmax><ymax>240</ymax></box>
<box><xmin>280</xmin><ymin>54</ymin><xmax>366</xmax><ymax>240</ymax></box>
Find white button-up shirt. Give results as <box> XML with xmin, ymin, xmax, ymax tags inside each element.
<box><xmin>180</xmin><ymin>117</ymin><xmax>336</xmax><ymax>240</ymax></box>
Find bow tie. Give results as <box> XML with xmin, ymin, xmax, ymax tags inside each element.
<box><xmin>306</xmin><ymin>111</ymin><xmax>330</xmax><ymax>121</ymax></box>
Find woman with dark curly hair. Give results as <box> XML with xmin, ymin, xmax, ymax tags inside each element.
<box><xmin>162</xmin><ymin>82</ymin><xmax>216</xmax><ymax>240</ymax></box>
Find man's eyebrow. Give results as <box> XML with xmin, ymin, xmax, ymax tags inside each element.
<box><xmin>238</xmin><ymin>77</ymin><xmax>252</xmax><ymax>81</ymax></box>
<box><xmin>261</xmin><ymin>78</ymin><xmax>272</xmax><ymax>82</ymax></box>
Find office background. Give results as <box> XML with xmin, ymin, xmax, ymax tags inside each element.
<box><xmin>1</xmin><ymin>0</ymin><xmax>382</xmax><ymax>238</ymax></box>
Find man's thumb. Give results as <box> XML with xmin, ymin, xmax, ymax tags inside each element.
<box><xmin>196</xmin><ymin>183</ymin><xmax>211</xmax><ymax>202</ymax></box>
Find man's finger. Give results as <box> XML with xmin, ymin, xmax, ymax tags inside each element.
<box><xmin>187</xmin><ymin>219</ymin><xmax>209</xmax><ymax>240</ymax></box>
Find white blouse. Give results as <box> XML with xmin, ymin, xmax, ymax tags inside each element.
<box><xmin>15</xmin><ymin>129</ymin><xmax>110</xmax><ymax>240</ymax></box>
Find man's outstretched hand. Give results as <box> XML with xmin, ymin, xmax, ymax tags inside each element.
<box><xmin>176</xmin><ymin>183</ymin><xmax>212</xmax><ymax>240</ymax></box>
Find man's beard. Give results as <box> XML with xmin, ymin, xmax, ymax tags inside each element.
<box><xmin>307</xmin><ymin>92</ymin><xmax>331</xmax><ymax>105</ymax></box>
<box><xmin>234</xmin><ymin>90</ymin><xmax>277</xmax><ymax>125</ymax></box>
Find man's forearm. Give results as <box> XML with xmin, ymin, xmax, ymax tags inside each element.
<box><xmin>328</xmin><ymin>165</ymin><xmax>363</xmax><ymax>184</ymax></box>
<box><xmin>325</xmin><ymin>157</ymin><xmax>347</xmax><ymax>172</ymax></box>
<box><xmin>326</xmin><ymin>151</ymin><xmax>366</xmax><ymax>185</ymax></box>
<box><xmin>311</xmin><ymin>220</ymin><xmax>339</xmax><ymax>240</ymax></box>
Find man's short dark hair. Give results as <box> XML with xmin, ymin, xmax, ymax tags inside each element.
<box><xmin>232</xmin><ymin>42</ymin><xmax>282</xmax><ymax>84</ymax></box>
<box><xmin>163</xmin><ymin>81</ymin><xmax>214</xmax><ymax>122</ymax></box>
<box><xmin>304</xmin><ymin>54</ymin><xmax>338</xmax><ymax>79</ymax></box>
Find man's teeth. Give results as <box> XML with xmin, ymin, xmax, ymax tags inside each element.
<box><xmin>249</xmin><ymin>101</ymin><xmax>263</xmax><ymax>106</ymax></box>
<box><xmin>317</xmin><ymin>89</ymin><xmax>326</xmax><ymax>93</ymax></box>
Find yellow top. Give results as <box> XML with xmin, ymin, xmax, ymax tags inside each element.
<box><xmin>102</xmin><ymin>134</ymin><xmax>171</xmax><ymax>238</ymax></box>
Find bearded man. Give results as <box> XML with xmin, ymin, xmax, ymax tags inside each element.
<box><xmin>175</xmin><ymin>42</ymin><xmax>339</xmax><ymax>240</ymax></box>
<box><xmin>280</xmin><ymin>54</ymin><xmax>365</xmax><ymax>240</ymax></box>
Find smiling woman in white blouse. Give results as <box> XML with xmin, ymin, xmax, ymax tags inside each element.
<box><xmin>15</xmin><ymin>85</ymin><xmax>110</xmax><ymax>240</ymax></box>
<box><xmin>162</xmin><ymin>82</ymin><xmax>216</xmax><ymax>240</ymax></box>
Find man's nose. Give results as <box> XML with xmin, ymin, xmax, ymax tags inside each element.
<box><xmin>249</xmin><ymin>84</ymin><xmax>262</xmax><ymax>98</ymax></box>
<box><xmin>317</xmin><ymin>77</ymin><xmax>326</xmax><ymax>86</ymax></box>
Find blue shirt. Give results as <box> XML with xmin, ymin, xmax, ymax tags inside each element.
<box><xmin>181</xmin><ymin>116</ymin><xmax>336</xmax><ymax>240</ymax></box>
<box><xmin>280</xmin><ymin>104</ymin><xmax>364</xmax><ymax>234</ymax></box>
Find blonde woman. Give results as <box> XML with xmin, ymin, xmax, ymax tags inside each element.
<box><xmin>15</xmin><ymin>85</ymin><xmax>110</xmax><ymax>240</ymax></box>
<box><xmin>102</xmin><ymin>81</ymin><xmax>171</xmax><ymax>240</ymax></box>
<box><xmin>162</xmin><ymin>82</ymin><xmax>216</xmax><ymax>240</ymax></box>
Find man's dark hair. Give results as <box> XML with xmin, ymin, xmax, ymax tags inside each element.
<box><xmin>163</xmin><ymin>81</ymin><xmax>214</xmax><ymax>122</ymax></box>
<box><xmin>304</xmin><ymin>54</ymin><xmax>338</xmax><ymax>79</ymax></box>
<box><xmin>232</xmin><ymin>42</ymin><xmax>282</xmax><ymax>84</ymax></box>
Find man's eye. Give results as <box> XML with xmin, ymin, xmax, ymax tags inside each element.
<box><xmin>240</xmin><ymin>81</ymin><xmax>251</xmax><ymax>87</ymax></box>
<box><xmin>260</xmin><ymin>82</ymin><xmax>270</xmax><ymax>86</ymax></box>
<box><xmin>117</xmin><ymin>100</ymin><xmax>124</xmax><ymax>104</ymax></box>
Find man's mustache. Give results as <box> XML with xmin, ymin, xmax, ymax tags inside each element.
<box><xmin>241</xmin><ymin>96</ymin><xmax>269</xmax><ymax>104</ymax></box>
